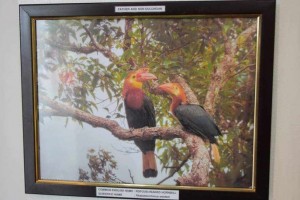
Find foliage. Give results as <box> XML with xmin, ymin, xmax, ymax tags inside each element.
<box><xmin>37</xmin><ymin>17</ymin><xmax>257</xmax><ymax>187</ymax></box>
<box><xmin>79</xmin><ymin>147</ymin><xmax>122</xmax><ymax>183</ymax></box>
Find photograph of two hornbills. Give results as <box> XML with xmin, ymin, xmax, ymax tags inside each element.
<box><xmin>36</xmin><ymin>16</ymin><xmax>259</xmax><ymax>189</ymax></box>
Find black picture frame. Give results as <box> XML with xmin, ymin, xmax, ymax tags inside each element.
<box><xmin>20</xmin><ymin>1</ymin><xmax>275</xmax><ymax>199</ymax></box>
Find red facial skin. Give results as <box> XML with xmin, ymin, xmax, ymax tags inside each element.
<box><xmin>122</xmin><ymin>68</ymin><xmax>157</xmax><ymax>100</ymax></box>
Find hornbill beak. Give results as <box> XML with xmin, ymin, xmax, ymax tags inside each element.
<box><xmin>158</xmin><ymin>83</ymin><xmax>175</xmax><ymax>94</ymax></box>
<box><xmin>137</xmin><ymin>72</ymin><xmax>157</xmax><ymax>82</ymax></box>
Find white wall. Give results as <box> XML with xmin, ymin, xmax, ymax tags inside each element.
<box><xmin>0</xmin><ymin>0</ymin><xmax>299</xmax><ymax>200</ymax></box>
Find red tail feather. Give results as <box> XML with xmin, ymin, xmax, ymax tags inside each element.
<box><xmin>142</xmin><ymin>151</ymin><xmax>157</xmax><ymax>178</ymax></box>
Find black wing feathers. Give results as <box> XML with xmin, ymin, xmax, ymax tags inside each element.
<box><xmin>174</xmin><ymin>104</ymin><xmax>221</xmax><ymax>143</ymax></box>
<box><xmin>125</xmin><ymin>95</ymin><xmax>156</xmax><ymax>152</ymax></box>
<box><xmin>125</xmin><ymin>95</ymin><xmax>156</xmax><ymax>129</ymax></box>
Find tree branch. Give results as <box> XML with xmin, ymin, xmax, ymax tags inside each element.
<box><xmin>39</xmin><ymin>94</ymin><xmax>210</xmax><ymax>186</ymax></box>
<box><xmin>204</xmin><ymin>22</ymin><xmax>257</xmax><ymax>115</ymax></box>
<box><xmin>123</xmin><ymin>19</ymin><xmax>136</xmax><ymax>68</ymax></box>
<box><xmin>176</xmin><ymin>135</ymin><xmax>210</xmax><ymax>186</ymax></box>
<box><xmin>82</xmin><ymin>25</ymin><xmax>124</xmax><ymax>68</ymax></box>
<box><xmin>40</xmin><ymin>95</ymin><xmax>187</xmax><ymax>140</ymax></box>
<box><xmin>47</xmin><ymin>40</ymin><xmax>98</xmax><ymax>54</ymax></box>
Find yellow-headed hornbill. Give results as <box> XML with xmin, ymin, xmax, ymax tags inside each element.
<box><xmin>122</xmin><ymin>68</ymin><xmax>158</xmax><ymax>178</ymax></box>
<box><xmin>158</xmin><ymin>83</ymin><xmax>221</xmax><ymax>163</ymax></box>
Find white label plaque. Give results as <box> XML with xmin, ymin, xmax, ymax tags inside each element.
<box><xmin>96</xmin><ymin>187</ymin><xmax>179</xmax><ymax>200</ymax></box>
<box><xmin>115</xmin><ymin>6</ymin><xmax>166</xmax><ymax>13</ymax></box>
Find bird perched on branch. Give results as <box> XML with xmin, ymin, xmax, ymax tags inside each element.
<box><xmin>158</xmin><ymin>82</ymin><xmax>222</xmax><ymax>164</ymax></box>
<box><xmin>122</xmin><ymin>68</ymin><xmax>158</xmax><ymax>178</ymax></box>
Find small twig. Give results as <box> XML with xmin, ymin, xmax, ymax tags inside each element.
<box><xmin>114</xmin><ymin>177</ymin><xmax>131</xmax><ymax>184</ymax></box>
<box><xmin>111</xmin><ymin>145</ymin><xmax>140</xmax><ymax>154</ymax></box>
<box><xmin>128</xmin><ymin>169</ymin><xmax>135</xmax><ymax>184</ymax></box>
<box><xmin>157</xmin><ymin>154</ymin><xmax>191</xmax><ymax>185</ymax></box>
<box><xmin>223</xmin><ymin>64</ymin><xmax>255</xmax><ymax>84</ymax></box>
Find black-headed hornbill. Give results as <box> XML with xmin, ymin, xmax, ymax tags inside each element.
<box><xmin>158</xmin><ymin>82</ymin><xmax>221</xmax><ymax>163</ymax></box>
<box><xmin>122</xmin><ymin>68</ymin><xmax>158</xmax><ymax>178</ymax></box>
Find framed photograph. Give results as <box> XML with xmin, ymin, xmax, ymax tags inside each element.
<box><xmin>20</xmin><ymin>1</ymin><xmax>275</xmax><ymax>199</ymax></box>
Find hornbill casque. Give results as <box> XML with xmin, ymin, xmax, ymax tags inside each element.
<box><xmin>122</xmin><ymin>68</ymin><xmax>158</xmax><ymax>178</ymax></box>
<box><xmin>158</xmin><ymin>82</ymin><xmax>222</xmax><ymax>164</ymax></box>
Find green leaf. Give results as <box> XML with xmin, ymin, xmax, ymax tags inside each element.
<box><xmin>90</xmin><ymin>101</ymin><xmax>98</xmax><ymax>111</ymax></box>
<box><xmin>106</xmin><ymin>88</ymin><xmax>112</xmax><ymax>101</ymax></box>
<box><xmin>117</xmin><ymin>103</ymin><xmax>123</xmax><ymax>112</ymax></box>
<box><xmin>115</xmin><ymin>113</ymin><xmax>125</xmax><ymax>118</ymax></box>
